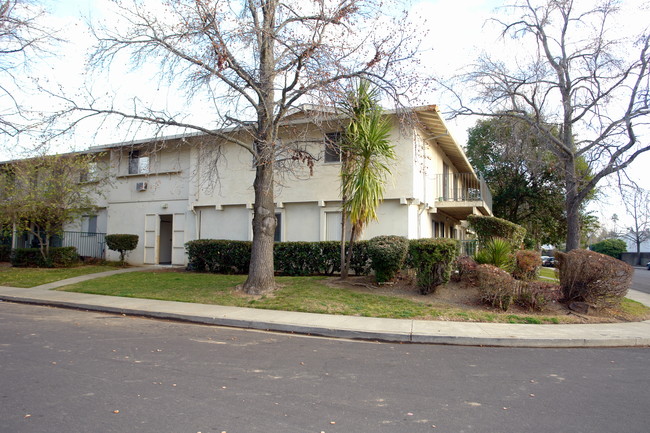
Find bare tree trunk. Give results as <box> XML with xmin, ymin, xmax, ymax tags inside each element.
<box><xmin>241</xmin><ymin>0</ymin><xmax>277</xmax><ymax>294</ymax></box>
<box><xmin>243</xmin><ymin>161</ymin><xmax>277</xmax><ymax>294</ymax></box>
<box><xmin>564</xmin><ymin>159</ymin><xmax>581</xmax><ymax>251</ymax></box>
<box><xmin>340</xmin><ymin>205</ymin><xmax>348</xmax><ymax>279</ymax></box>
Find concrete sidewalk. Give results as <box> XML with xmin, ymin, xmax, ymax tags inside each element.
<box><xmin>1</xmin><ymin>267</ymin><xmax>649</xmax><ymax>348</ymax></box>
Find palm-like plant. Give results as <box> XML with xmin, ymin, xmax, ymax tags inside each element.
<box><xmin>340</xmin><ymin>80</ymin><xmax>396</xmax><ymax>278</ymax></box>
<box><xmin>474</xmin><ymin>237</ymin><xmax>515</xmax><ymax>272</ymax></box>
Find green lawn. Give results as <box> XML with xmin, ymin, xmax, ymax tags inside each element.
<box><xmin>539</xmin><ymin>267</ymin><xmax>558</xmax><ymax>281</ymax></box>
<box><xmin>59</xmin><ymin>270</ymin><xmax>581</xmax><ymax>323</ymax></box>
<box><xmin>0</xmin><ymin>265</ymin><xmax>120</xmax><ymax>288</ymax></box>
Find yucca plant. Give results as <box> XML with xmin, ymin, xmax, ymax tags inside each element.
<box><xmin>339</xmin><ymin>79</ymin><xmax>396</xmax><ymax>279</ymax></box>
<box><xmin>474</xmin><ymin>237</ymin><xmax>514</xmax><ymax>272</ymax></box>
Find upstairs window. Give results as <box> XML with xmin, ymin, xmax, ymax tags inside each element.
<box><xmin>324</xmin><ymin>132</ymin><xmax>342</xmax><ymax>163</ymax></box>
<box><xmin>128</xmin><ymin>150</ymin><xmax>149</xmax><ymax>175</ymax></box>
<box><xmin>79</xmin><ymin>161</ymin><xmax>98</xmax><ymax>182</ymax></box>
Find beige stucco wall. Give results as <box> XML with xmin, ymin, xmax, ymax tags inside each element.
<box><xmin>68</xmin><ymin>113</ymin><xmax>478</xmax><ymax>265</ymax></box>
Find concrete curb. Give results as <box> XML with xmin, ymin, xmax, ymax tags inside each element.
<box><xmin>1</xmin><ymin>267</ymin><xmax>650</xmax><ymax>348</ymax></box>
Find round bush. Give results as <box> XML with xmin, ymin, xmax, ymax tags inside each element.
<box><xmin>105</xmin><ymin>234</ymin><xmax>139</xmax><ymax>263</ymax></box>
<box><xmin>367</xmin><ymin>235</ymin><xmax>409</xmax><ymax>283</ymax></box>
<box><xmin>589</xmin><ymin>238</ymin><xmax>627</xmax><ymax>259</ymax></box>
<box><xmin>556</xmin><ymin>249</ymin><xmax>632</xmax><ymax>308</ymax></box>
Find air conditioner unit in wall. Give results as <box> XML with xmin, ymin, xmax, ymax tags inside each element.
<box><xmin>136</xmin><ymin>182</ymin><xmax>148</xmax><ymax>192</ymax></box>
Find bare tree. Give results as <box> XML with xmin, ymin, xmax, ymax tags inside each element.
<box><xmin>619</xmin><ymin>184</ymin><xmax>650</xmax><ymax>265</ymax></box>
<box><xmin>446</xmin><ymin>0</ymin><xmax>650</xmax><ymax>251</ymax></box>
<box><xmin>0</xmin><ymin>0</ymin><xmax>57</xmax><ymax>139</ymax></box>
<box><xmin>57</xmin><ymin>0</ymin><xmax>420</xmax><ymax>294</ymax></box>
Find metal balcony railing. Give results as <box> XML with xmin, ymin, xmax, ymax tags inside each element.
<box><xmin>432</xmin><ymin>172</ymin><xmax>493</xmax><ymax>210</ymax></box>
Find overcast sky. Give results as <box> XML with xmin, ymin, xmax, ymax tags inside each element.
<box><xmin>9</xmin><ymin>0</ymin><xmax>650</xmax><ymax>230</ymax></box>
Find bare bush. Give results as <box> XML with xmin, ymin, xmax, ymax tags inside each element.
<box><xmin>475</xmin><ymin>264</ymin><xmax>519</xmax><ymax>311</ymax></box>
<box><xmin>512</xmin><ymin>250</ymin><xmax>541</xmax><ymax>281</ymax></box>
<box><xmin>556</xmin><ymin>250</ymin><xmax>633</xmax><ymax>308</ymax></box>
<box><xmin>515</xmin><ymin>281</ymin><xmax>560</xmax><ymax>311</ymax></box>
<box><xmin>451</xmin><ymin>255</ymin><xmax>478</xmax><ymax>284</ymax></box>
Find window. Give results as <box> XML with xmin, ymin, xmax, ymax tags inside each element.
<box><xmin>80</xmin><ymin>162</ymin><xmax>98</xmax><ymax>182</ymax></box>
<box><xmin>274</xmin><ymin>213</ymin><xmax>282</xmax><ymax>242</ymax></box>
<box><xmin>324</xmin><ymin>132</ymin><xmax>342</xmax><ymax>163</ymax></box>
<box><xmin>128</xmin><ymin>150</ymin><xmax>149</xmax><ymax>175</ymax></box>
<box><xmin>82</xmin><ymin>215</ymin><xmax>98</xmax><ymax>235</ymax></box>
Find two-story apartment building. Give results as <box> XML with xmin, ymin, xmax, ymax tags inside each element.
<box><xmin>62</xmin><ymin>105</ymin><xmax>491</xmax><ymax>265</ymax></box>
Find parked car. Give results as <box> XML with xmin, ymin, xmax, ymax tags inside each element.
<box><xmin>647</xmin><ymin>261</ymin><xmax>650</xmax><ymax>270</ymax></box>
<box><xmin>542</xmin><ymin>256</ymin><xmax>556</xmax><ymax>267</ymax></box>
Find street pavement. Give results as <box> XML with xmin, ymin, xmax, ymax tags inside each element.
<box><xmin>0</xmin><ymin>267</ymin><xmax>649</xmax><ymax>348</ymax></box>
<box><xmin>631</xmin><ymin>265</ymin><xmax>650</xmax><ymax>294</ymax></box>
<box><xmin>2</xmin><ymin>302</ymin><xmax>649</xmax><ymax>433</ymax></box>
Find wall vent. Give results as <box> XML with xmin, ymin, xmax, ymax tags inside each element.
<box><xmin>136</xmin><ymin>182</ymin><xmax>148</xmax><ymax>192</ymax></box>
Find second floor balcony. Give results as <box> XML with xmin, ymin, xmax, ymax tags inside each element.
<box><xmin>432</xmin><ymin>172</ymin><xmax>493</xmax><ymax>220</ymax></box>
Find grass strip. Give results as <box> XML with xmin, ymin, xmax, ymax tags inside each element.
<box><xmin>0</xmin><ymin>265</ymin><xmax>121</xmax><ymax>288</ymax></box>
<box><xmin>56</xmin><ymin>270</ymin><xmax>638</xmax><ymax>323</ymax></box>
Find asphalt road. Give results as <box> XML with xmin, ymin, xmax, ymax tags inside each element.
<box><xmin>632</xmin><ymin>267</ymin><xmax>650</xmax><ymax>294</ymax></box>
<box><xmin>1</xmin><ymin>302</ymin><xmax>650</xmax><ymax>433</ymax></box>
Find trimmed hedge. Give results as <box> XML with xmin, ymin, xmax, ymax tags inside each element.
<box><xmin>185</xmin><ymin>239</ymin><xmax>373</xmax><ymax>276</ymax></box>
<box><xmin>367</xmin><ymin>235</ymin><xmax>410</xmax><ymax>283</ymax></box>
<box><xmin>409</xmin><ymin>238</ymin><xmax>458</xmax><ymax>294</ymax></box>
<box><xmin>274</xmin><ymin>242</ymin><xmax>329</xmax><ymax>276</ymax></box>
<box><xmin>185</xmin><ymin>239</ymin><xmax>252</xmax><ymax>274</ymax></box>
<box><xmin>11</xmin><ymin>246</ymin><xmax>79</xmax><ymax>268</ymax></box>
<box><xmin>467</xmin><ymin>215</ymin><xmax>526</xmax><ymax>250</ymax></box>
<box><xmin>275</xmin><ymin>241</ymin><xmax>372</xmax><ymax>276</ymax></box>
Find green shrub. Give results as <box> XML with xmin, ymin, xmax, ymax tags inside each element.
<box><xmin>556</xmin><ymin>249</ymin><xmax>633</xmax><ymax>308</ymax></box>
<box><xmin>367</xmin><ymin>235</ymin><xmax>409</xmax><ymax>283</ymax></box>
<box><xmin>105</xmin><ymin>234</ymin><xmax>139</xmax><ymax>264</ymax></box>
<box><xmin>467</xmin><ymin>215</ymin><xmax>526</xmax><ymax>250</ymax></box>
<box><xmin>589</xmin><ymin>238</ymin><xmax>627</xmax><ymax>259</ymax></box>
<box><xmin>50</xmin><ymin>246</ymin><xmax>81</xmax><ymax>267</ymax></box>
<box><xmin>274</xmin><ymin>242</ymin><xmax>325</xmax><ymax>276</ymax></box>
<box><xmin>0</xmin><ymin>245</ymin><xmax>11</xmax><ymax>262</ymax></box>
<box><xmin>185</xmin><ymin>239</ymin><xmax>372</xmax><ymax>276</ymax></box>
<box><xmin>11</xmin><ymin>246</ymin><xmax>79</xmax><ymax>268</ymax></box>
<box><xmin>475</xmin><ymin>264</ymin><xmax>518</xmax><ymax>311</ymax></box>
<box><xmin>473</xmin><ymin>237</ymin><xmax>514</xmax><ymax>271</ymax></box>
<box><xmin>185</xmin><ymin>239</ymin><xmax>251</xmax><ymax>274</ymax></box>
<box><xmin>512</xmin><ymin>250</ymin><xmax>541</xmax><ymax>281</ymax></box>
<box><xmin>349</xmin><ymin>240</ymin><xmax>372</xmax><ymax>276</ymax></box>
<box><xmin>408</xmin><ymin>238</ymin><xmax>458</xmax><ymax>294</ymax></box>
